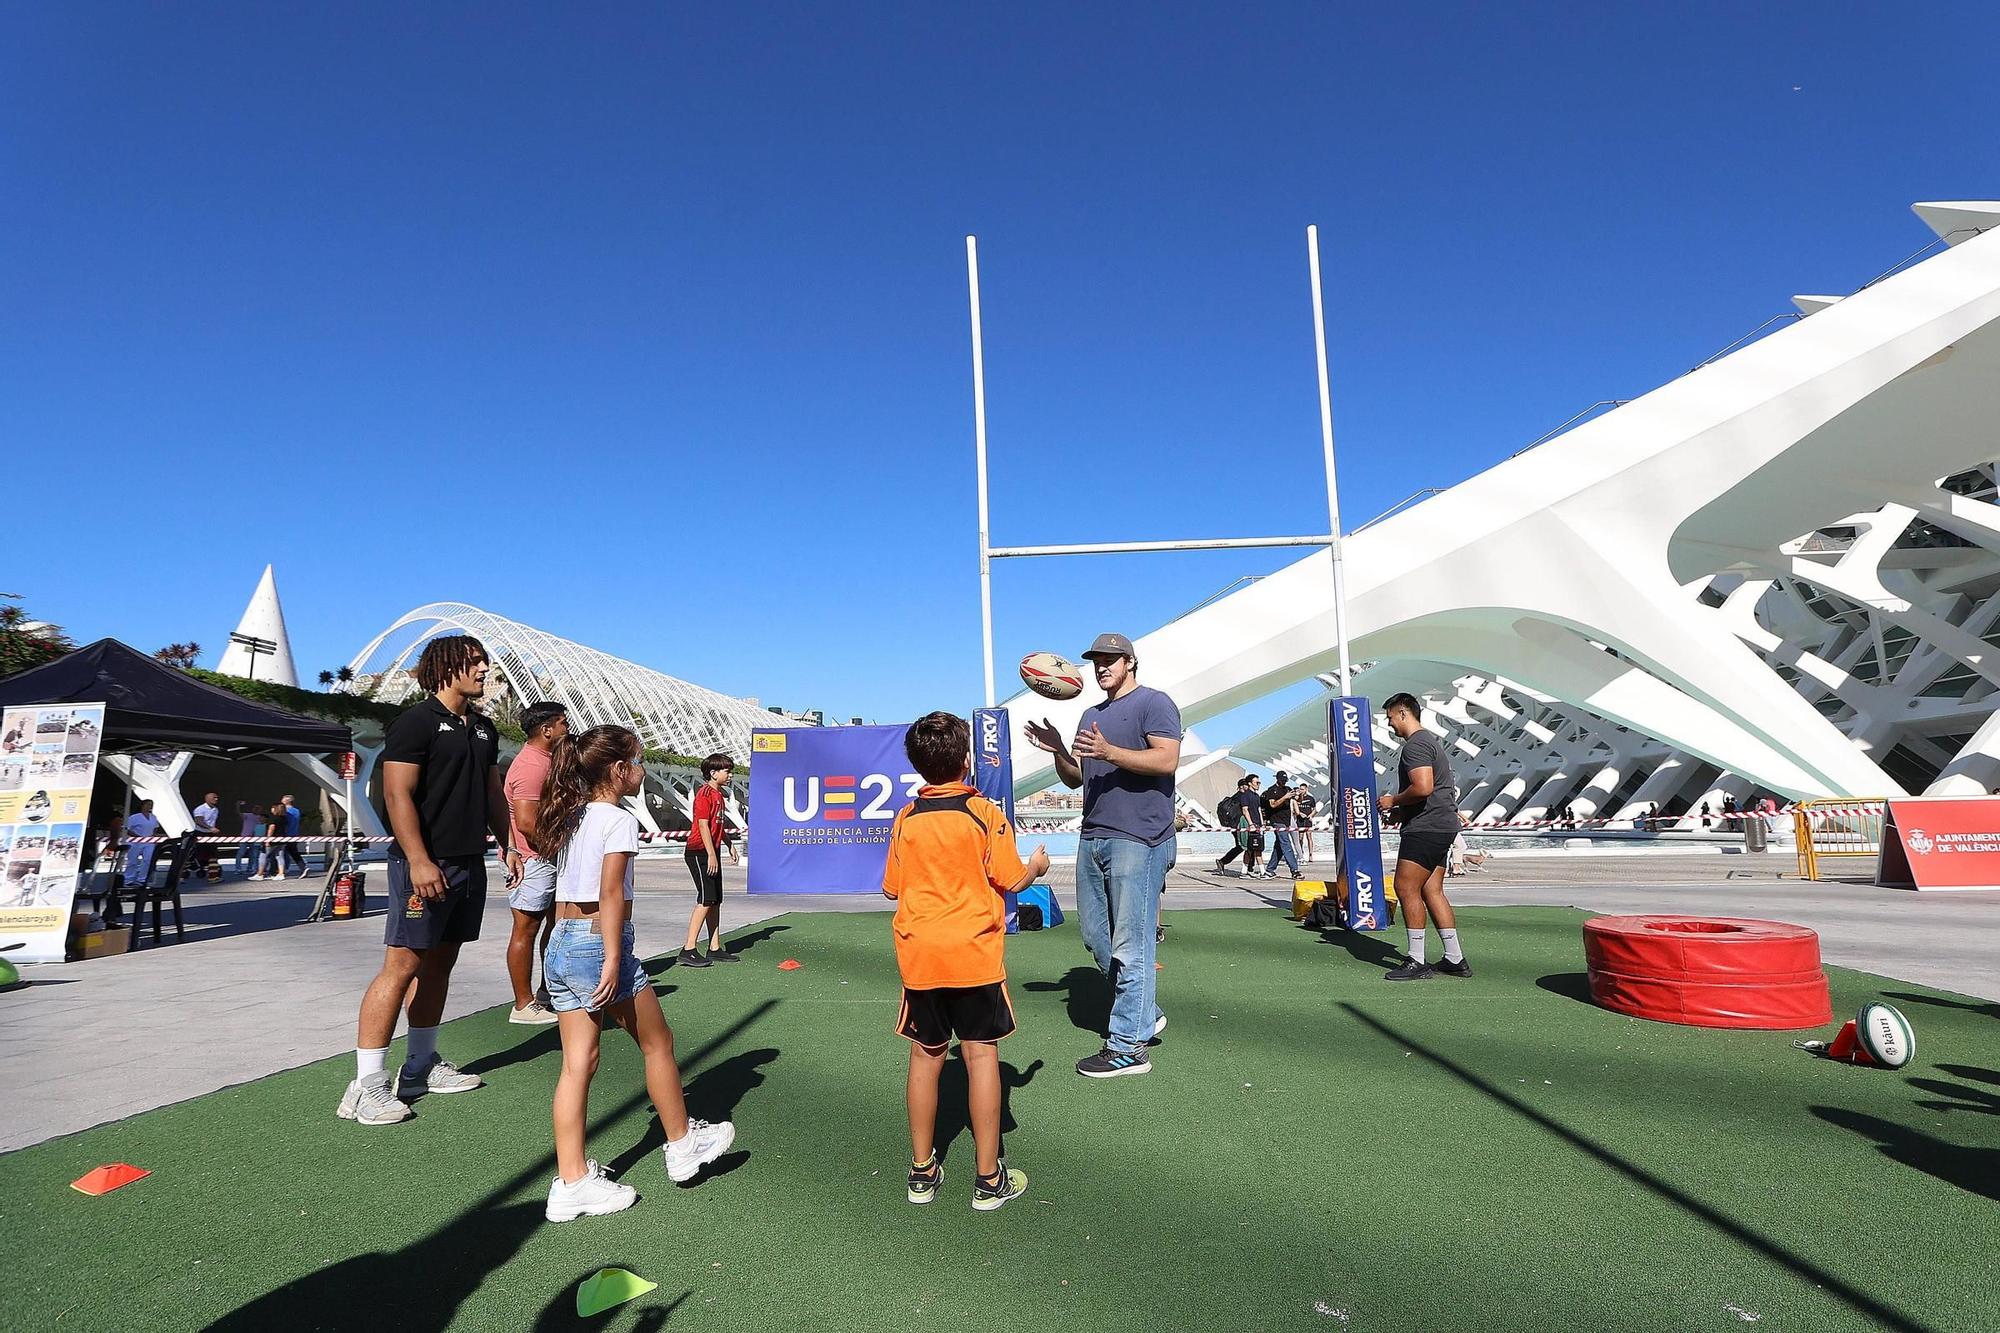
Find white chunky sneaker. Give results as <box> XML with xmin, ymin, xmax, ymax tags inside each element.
<box><xmin>663</xmin><ymin>1118</ymin><xmax>735</xmax><ymax>1182</ymax></box>
<box><xmin>508</xmin><ymin>1001</ymin><xmax>559</xmax><ymax>1025</ymax></box>
<box><xmin>336</xmin><ymin>1070</ymin><xmax>412</xmax><ymax>1125</ymax></box>
<box><xmin>397</xmin><ymin>1055</ymin><xmax>483</xmax><ymax>1099</ymax></box>
<box><xmin>545</xmin><ymin>1161</ymin><xmax>637</xmax><ymax>1222</ymax></box>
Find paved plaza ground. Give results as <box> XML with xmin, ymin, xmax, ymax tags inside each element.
<box><xmin>2</xmin><ymin>850</ymin><xmax>1996</xmax><ymax>1329</ymax></box>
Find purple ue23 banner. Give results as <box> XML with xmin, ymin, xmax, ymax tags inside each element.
<box><xmin>1329</xmin><ymin>696</ymin><xmax>1388</xmax><ymax>931</ymax></box>
<box><xmin>747</xmin><ymin>725</ymin><xmax>918</xmax><ymax>894</ymax></box>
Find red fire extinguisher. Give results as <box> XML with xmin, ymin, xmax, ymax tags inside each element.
<box><xmin>333</xmin><ymin>871</ymin><xmax>355</xmax><ymax>918</ymax></box>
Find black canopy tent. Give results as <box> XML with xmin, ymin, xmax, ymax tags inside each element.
<box><xmin>0</xmin><ymin>639</ymin><xmax>352</xmax><ymax>758</ymax></box>
<box><xmin>1</xmin><ymin>640</ymin><xmax>357</xmax><ymax>943</ymax></box>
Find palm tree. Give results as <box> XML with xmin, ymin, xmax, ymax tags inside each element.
<box><xmin>0</xmin><ymin>594</ymin><xmax>73</xmax><ymax>679</ymax></box>
<box><xmin>318</xmin><ymin>670</ymin><xmax>336</xmax><ymax>687</ymax></box>
<box><xmin>153</xmin><ymin>642</ymin><xmax>201</xmax><ymax>670</ymax></box>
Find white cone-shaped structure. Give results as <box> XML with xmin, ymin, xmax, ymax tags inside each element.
<box><xmin>216</xmin><ymin>564</ymin><xmax>300</xmax><ymax>686</ymax></box>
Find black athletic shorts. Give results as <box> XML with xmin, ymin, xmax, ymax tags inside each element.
<box><xmin>897</xmin><ymin>982</ymin><xmax>1016</xmax><ymax>1049</ymax></box>
<box><xmin>383</xmin><ymin>853</ymin><xmax>487</xmax><ymax>949</ymax></box>
<box><xmin>1395</xmin><ymin>828</ymin><xmax>1455</xmax><ymax>873</ymax></box>
<box><xmin>685</xmin><ymin>847</ymin><xmax>722</xmax><ymax>906</ymax></box>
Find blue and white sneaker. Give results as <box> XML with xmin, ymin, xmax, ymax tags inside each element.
<box><xmin>1076</xmin><ymin>1047</ymin><xmax>1151</xmax><ymax>1078</ymax></box>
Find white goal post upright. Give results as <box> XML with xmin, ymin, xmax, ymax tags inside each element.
<box><xmin>967</xmin><ymin>228</ymin><xmax>1355</xmax><ymax>710</ymax></box>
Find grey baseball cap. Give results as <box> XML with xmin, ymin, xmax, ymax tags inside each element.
<box><xmin>1082</xmin><ymin>632</ymin><xmax>1136</xmax><ymax>660</ymax></box>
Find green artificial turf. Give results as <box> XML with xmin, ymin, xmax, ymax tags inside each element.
<box><xmin>2</xmin><ymin>907</ymin><xmax>1996</xmax><ymax>1331</ymax></box>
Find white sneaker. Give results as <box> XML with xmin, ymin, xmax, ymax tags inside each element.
<box><xmin>397</xmin><ymin>1055</ymin><xmax>483</xmax><ymax>1098</ymax></box>
<box><xmin>336</xmin><ymin>1070</ymin><xmax>412</xmax><ymax>1125</ymax></box>
<box><xmin>545</xmin><ymin>1160</ymin><xmax>637</xmax><ymax>1222</ymax></box>
<box><xmin>1153</xmin><ymin>1012</ymin><xmax>1167</xmax><ymax>1037</ymax></box>
<box><xmin>508</xmin><ymin>1001</ymin><xmax>559</xmax><ymax>1025</ymax></box>
<box><xmin>663</xmin><ymin>1117</ymin><xmax>735</xmax><ymax>1182</ymax></box>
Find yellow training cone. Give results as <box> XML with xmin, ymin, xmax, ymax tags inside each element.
<box><xmin>576</xmin><ymin>1267</ymin><xmax>657</xmax><ymax>1317</ymax></box>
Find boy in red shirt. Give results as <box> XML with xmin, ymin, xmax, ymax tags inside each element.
<box><xmin>677</xmin><ymin>753</ymin><xmax>737</xmax><ymax>967</ymax></box>
<box><xmin>883</xmin><ymin>712</ymin><xmax>1050</xmax><ymax>1211</ymax></box>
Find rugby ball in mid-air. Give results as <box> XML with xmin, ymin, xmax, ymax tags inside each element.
<box><xmin>1856</xmin><ymin>1001</ymin><xmax>1915</xmax><ymax>1069</ymax></box>
<box><xmin>1020</xmin><ymin>652</ymin><xmax>1085</xmax><ymax>701</ymax></box>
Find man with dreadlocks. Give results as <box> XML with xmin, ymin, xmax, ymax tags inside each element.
<box><xmin>338</xmin><ymin>634</ymin><xmax>518</xmax><ymax>1125</ymax></box>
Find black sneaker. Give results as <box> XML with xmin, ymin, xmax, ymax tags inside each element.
<box><xmin>708</xmin><ymin>948</ymin><xmax>741</xmax><ymax>963</ymax></box>
<box><xmin>677</xmin><ymin>949</ymin><xmax>711</xmax><ymax>969</ymax></box>
<box><xmin>907</xmin><ymin>1154</ymin><xmax>942</xmax><ymax>1205</ymax></box>
<box><xmin>1433</xmin><ymin>956</ymin><xmax>1472</xmax><ymax>978</ymax></box>
<box><xmin>1076</xmin><ymin>1047</ymin><xmax>1151</xmax><ymax>1078</ymax></box>
<box><xmin>971</xmin><ymin>1160</ymin><xmax>1028</xmax><ymax>1212</ymax></box>
<box><xmin>1383</xmin><ymin>960</ymin><xmax>1437</xmax><ymax>981</ymax></box>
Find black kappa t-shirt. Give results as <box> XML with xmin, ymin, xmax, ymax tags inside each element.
<box><xmin>380</xmin><ymin>695</ymin><xmax>501</xmax><ymax>859</ymax></box>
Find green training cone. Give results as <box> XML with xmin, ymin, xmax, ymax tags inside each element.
<box><xmin>576</xmin><ymin>1267</ymin><xmax>656</xmax><ymax>1317</ymax></box>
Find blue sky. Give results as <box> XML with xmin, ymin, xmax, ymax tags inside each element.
<box><xmin>5</xmin><ymin>4</ymin><xmax>1996</xmax><ymax>745</ymax></box>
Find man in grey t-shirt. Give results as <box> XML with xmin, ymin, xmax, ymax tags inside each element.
<box><xmin>1027</xmin><ymin>631</ymin><xmax>1181</xmax><ymax>1079</ymax></box>
<box><xmin>1375</xmin><ymin>692</ymin><xmax>1472</xmax><ymax>982</ymax></box>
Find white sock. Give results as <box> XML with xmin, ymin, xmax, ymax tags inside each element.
<box><xmin>405</xmin><ymin>1026</ymin><xmax>438</xmax><ymax>1069</ymax></box>
<box><xmin>356</xmin><ymin>1046</ymin><xmax>388</xmax><ymax>1080</ymax></box>
<box><xmin>1440</xmin><ymin>928</ymin><xmax>1464</xmax><ymax>964</ymax></box>
<box><xmin>1406</xmin><ymin>929</ymin><xmax>1427</xmax><ymax>965</ymax></box>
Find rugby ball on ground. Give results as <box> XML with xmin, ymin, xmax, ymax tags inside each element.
<box><xmin>1020</xmin><ymin>651</ymin><xmax>1084</xmax><ymax>701</ymax></box>
<box><xmin>1856</xmin><ymin>1001</ymin><xmax>1915</xmax><ymax>1069</ymax></box>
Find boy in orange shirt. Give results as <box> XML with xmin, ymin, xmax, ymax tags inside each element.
<box><xmin>883</xmin><ymin>711</ymin><xmax>1050</xmax><ymax>1212</ymax></box>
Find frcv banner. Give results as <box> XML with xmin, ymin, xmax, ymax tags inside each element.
<box><xmin>747</xmin><ymin>725</ymin><xmax>919</xmax><ymax>894</ymax></box>
<box><xmin>1329</xmin><ymin>696</ymin><xmax>1387</xmax><ymax>930</ymax></box>
<box><xmin>972</xmin><ymin>707</ymin><xmax>1020</xmax><ymax>930</ymax></box>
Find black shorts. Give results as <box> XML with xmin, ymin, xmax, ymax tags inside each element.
<box><xmin>1395</xmin><ymin>828</ymin><xmax>1455</xmax><ymax>873</ymax></box>
<box><xmin>685</xmin><ymin>847</ymin><xmax>722</xmax><ymax>906</ymax></box>
<box><xmin>383</xmin><ymin>854</ymin><xmax>487</xmax><ymax>949</ymax></box>
<box><xmin>897</xmin><ymin>982</ymin><xmax>1016</xmax><ymax>1049</ymax></box>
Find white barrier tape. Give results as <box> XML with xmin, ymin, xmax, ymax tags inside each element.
<box><xmin>118</xmin><ymin>830</ymin><xmax>734</xmax><ymax>846</ymax></box>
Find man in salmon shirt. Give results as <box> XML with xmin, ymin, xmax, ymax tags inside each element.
<box><xmin>502</xmin><ymin>702</ymin><xmax>568</xmax><ymax>1024</ymax></box>
<box><xmin>882</xmin><ymin>711</ymin><xmax>1050</xmax><ymax>1212</ymax></box>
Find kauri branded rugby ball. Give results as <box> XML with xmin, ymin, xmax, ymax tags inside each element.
<box><xmin>1855</xmin><ymin>1001</ymin><xmax>1915</xmax><ymax>1070</ymax></box>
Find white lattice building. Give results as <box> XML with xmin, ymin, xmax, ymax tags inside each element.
<box><xmin>345</xmin><ymin>603</ymin><xmax>802</xmax><ymax>761</ymax></box>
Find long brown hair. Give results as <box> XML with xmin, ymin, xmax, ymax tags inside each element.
<box><xmin>533</xmin><ymin>724</ymin><xmax>640</xmax><ymax>860</ymax></box>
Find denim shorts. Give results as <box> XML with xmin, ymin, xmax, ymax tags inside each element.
<box><xmin>544</xmin><ymin>918</ymin><xmax>647</xmax><ymax>1013</ymax></box>
<box><xmin>508</xmin><ymin>857</ymin><xmax>556</xmax><ymax>913</ymax></box>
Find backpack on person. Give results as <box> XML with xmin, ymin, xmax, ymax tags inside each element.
<box><xmin>1215</xmin><ymin>793</ymin><xmax>1241</xmax><ymax>829</ymax></box>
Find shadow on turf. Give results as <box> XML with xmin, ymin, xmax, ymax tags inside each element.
<box><xmin>532</xmin><ymin>1281</ymin><xmax>691</xmax><ymax>1330</ymax></box>
<box><xmin>1341</xmin><ymin>1002</ymin><xmax>1935</xmax><ymax>1333</ymax></box>
<box><xmin>720</xmin><ymin>922</ymin><xmax>790</xmax><ymax>956</ymax></box>
<box><xmin>935</xmin><ymin>1056</ymin><xmax>1043</xmax><ymax>1165</ymax></box>
<box><xmin>1812</xmin><ymin>1103</ymin><xmax>1998</xmax><ymax>1203</ymax></box>
<box><xmin>1880</xmin><ymin>989</ymin><xmax>2000</xmax><ymax>1021</ymax></box>
<box><xmin>1534</xmin><ymin>972</ymin><xmax>1596</xmax><ymax>1005</ymax></box>
<box><xmin>604</xmin><ymin>1046</ymin><xmax>778</xmax><ymax>1184</ymax></box>
<box><xmin>1311</xmin><ymin>923</ymin><xmax>1400</xmax><ymax>971</ymax></box>
<box><xmin>207</xmin><ymin>1001</ymin><xmax>780</xmax><ymax>1331</ymax></box>
<box><xmin>1022</xmin><ymin>967</ymin><xmax>1110</xmax><ymax>1038</ymax></box>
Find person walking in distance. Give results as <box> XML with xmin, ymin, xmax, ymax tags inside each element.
<box><xmin>503</xmin><ymin>702</ymin><xmax>568</xmax><ymax>1025</ymax></box>
<box><xmin>337</xmin><ymin>635</ymin><xmax>516</xmax><ymax>1125</ymax></box>
<box><xmin>279</xmin><ymin>794</ymin><xmax>308</xmax><ymax>878</ymax></box>
<box><xmin>1025</xmin><ymin>632</ymin><xmax>1181</xmax><ymax>1078</ymax></box>
<box><xmin>1212</xmin><ymin>776</ymin><xmax>1257</xmax><ymax>875</ymax></box>
<box><xmin>190</xmin><ymin>791</ymin><xmax>221</xmax><ymax>881</ymax></box>
<box><xmin>1238</xmin><ymin>774</ymin><xmax>1268</xmax><ymax>877</ymax></box>
<box><xmin>1261</xmin><ymin>770</ymin><xmax>1304</xmax><ymax>880</ymax></box>
<box><xmin>677</xmin><ymin>753</ymin><xmax>739</xmax><ymax>968</ymax></box>
<box><xmin>1377</xmin><ymin>693</ymin><xmax>1472</xmax><ymax>981</ymax></box>
<box><xmin>536</xmin><ymin>725</ymin><xmax>736</xmax><ymax>1220</ymax></box>
<box><xmin>235</xmin><ymin>800</ymin><xmax>262</xmax><ymax>876</ymax></box>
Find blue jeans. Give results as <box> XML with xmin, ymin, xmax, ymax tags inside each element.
<box><xmin>1264</xmin><ymin>828</ymin><xmax>1301</xmax><ymax>876</ymax></box>
<box><xmin>1074</xmin><ymin>836</ymin><xmax>1170</xmax><ymax>1054</ymax></box>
